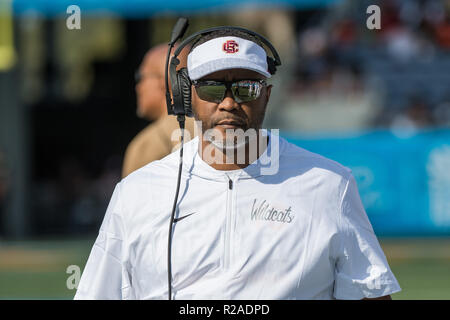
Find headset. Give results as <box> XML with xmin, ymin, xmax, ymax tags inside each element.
<box><xmin>164</xmin><ymin>17</ymin><xmax>282</xmax><ymax>300</ymax></box>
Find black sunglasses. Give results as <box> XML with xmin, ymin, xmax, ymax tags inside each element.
<box><xmin>192</xmin><ymin>79</ymin><xmax>267</xmax><ymax>104</ymax></box>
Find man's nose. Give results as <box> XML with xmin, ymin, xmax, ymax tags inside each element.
<box><xmin>218</xmin><ymin>88</ymin><xmax>239</xmax><ymax>110</ymax></box>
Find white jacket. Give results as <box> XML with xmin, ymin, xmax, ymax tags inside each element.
<box><xmin>74</xmin><ymin>131</ymin><xmax>401</xmax><ymax>300</ymax></box>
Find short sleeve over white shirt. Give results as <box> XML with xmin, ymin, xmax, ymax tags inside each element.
<box><xmin>333</xmin><ymin>175</ymin><xmax>400</xmax><ymax>299</ymax></box>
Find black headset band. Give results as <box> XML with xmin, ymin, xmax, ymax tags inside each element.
<box><xmin>172</xmin><ymin>25</ymin><xmax>281</xmax><ymax>68</ymax></box>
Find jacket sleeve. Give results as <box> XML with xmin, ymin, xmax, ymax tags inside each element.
<box><xmin>74</xmin><ymin>183</ymin><xmax>133</xmax><ymax>300</ymax></box>
<box><xmin>333</xmin><ymin>174</ymin><xmax>401</xmax><ymax>299</ymax></box>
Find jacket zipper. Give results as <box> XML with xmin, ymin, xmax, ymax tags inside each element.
<box><xmin>224</xmin><ymin>176</ymin><xmax>234</xmax><ymax>269</ymax></box>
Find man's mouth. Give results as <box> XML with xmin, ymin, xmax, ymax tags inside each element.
<box><xmin>215</xmin><ymin>119</ymin><xmax>245</xmax><ymax>129</ymax></box>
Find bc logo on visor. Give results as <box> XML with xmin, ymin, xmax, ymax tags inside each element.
<box><xmin>223</xmin><ymin>40</ymin><xmax>239</xmax><ymax>54</ymax></box>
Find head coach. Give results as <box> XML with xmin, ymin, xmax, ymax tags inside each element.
<box><xmin>74</xmin><ymin>19</ymin><xmax>401</xmax><ymax>300</ymax></box>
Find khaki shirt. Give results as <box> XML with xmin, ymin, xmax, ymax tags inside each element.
<box><xmin>122</xmin><ymin>115</ymin><xmax>196</xmax><ymax>178</ymax></box>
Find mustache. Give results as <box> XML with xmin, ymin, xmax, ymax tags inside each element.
<box><xmin>213</xmin><ymin>116</ymin><xmax>247</xmax><ymax>126</ymax></box>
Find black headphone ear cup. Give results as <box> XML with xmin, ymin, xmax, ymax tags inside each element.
<box><xmin>178</xmin><ymin>68</ymin><xmax>193</xmax><ymax>117</ymax></box>
<box><xmin>267</xmin><ymin>57</ymin><xmax>277</xmax><ymax>75</ymax></box>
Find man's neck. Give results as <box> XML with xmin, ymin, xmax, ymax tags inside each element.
<box><xmin>197</xmin><ymin>132</ymin><xmax>269</xmax><ymax>171</ymax></box>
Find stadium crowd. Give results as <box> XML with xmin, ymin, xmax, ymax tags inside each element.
<box><xmin>288</xmin><ymin>0</ymin><xmax>450</xmax><ymax>132</ymax></box>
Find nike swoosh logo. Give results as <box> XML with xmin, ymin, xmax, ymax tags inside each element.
<box><xmin>173</xmin><ymin>212</ymin><xmax>196</xmax><ymax>223</ymax></box>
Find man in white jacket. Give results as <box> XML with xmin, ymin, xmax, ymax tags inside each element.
<box><xmin>74</xmin><ymin>28</ymin><xmax>401</xmax><ymax>300</ymax></box>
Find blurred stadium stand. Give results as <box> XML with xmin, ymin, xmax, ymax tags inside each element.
<box><xmin>283</xmin><ymin>0</ymin><xmax>450</xmax><ymax>131</ymax></box>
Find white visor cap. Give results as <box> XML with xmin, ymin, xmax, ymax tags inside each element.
<box><xmin>187</xmin><ymin>36</ymin><xmax>272</xmax><ymax>80</ymax></box>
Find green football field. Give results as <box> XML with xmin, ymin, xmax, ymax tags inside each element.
<box><xmin>0</xmin><ymin>237</ymin><xmax>449</xmax><ymax>299</ymax></box>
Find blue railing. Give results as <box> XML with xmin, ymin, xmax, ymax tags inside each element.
<box><xmin>11</xmin><ymin>0</ymin><xmax>339</xmax><ymax>17</ymax></box>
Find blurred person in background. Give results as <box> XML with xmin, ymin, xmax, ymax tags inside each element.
<box><xmin>122</xmin><ymin>43</ymin><xmax>196</xmax><ymax>178</ymax></box>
